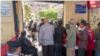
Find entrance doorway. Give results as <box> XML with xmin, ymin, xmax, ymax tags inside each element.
<box><xmin>22</xmin><ymin>1</ymin><xmax>64</xmax><ymax>28</ymax></box>
<box><xmin>22</xmin><ymin>1</ymin><xmax>64</xmax><ymax>56</ymax></box>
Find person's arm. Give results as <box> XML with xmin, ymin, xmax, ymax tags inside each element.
<box><xmin>53</xmin><ymin>28</ymin><xmax>56</xmax><ymax>41</ymax></box>
<box><xmin>78</xmin><ymin>30</ymin><xmax>88</xmax><ymax>41</ymax></box>
<box><xmin>88</xmin><ymin>33</ymin><xmax>91</xmax><ymax>41</ymax></box>
<box><xmin>66</xmin><ymin>28</ymin><xmax>72</xmax><ymax>40</ymax></box>
<box><xmin>64</xmin><ymin>28</ymin><xmax>66</xmax><ymax>33</ymax></box>
<box><xmin>94</xmin><ymin>35</ymin><xmax>100</xmax><ymax>40</ymax></box>
<box><xmin>39</xmin><ymin>26</ymin><xmax>43</xmax><ymax>45</ymax></box>
<box><xmin>92</xmin><ymin>29</ymin><xmax>96</xmax><ymax>35</ymax></box>
<box><xmin>93</xmin><ymin>29</ymin><xmax>100</xmax><ymax>40</ymax></box>
<box><xmin>31</xmin><ymin>23</ymin><xmax>34</xmax><ymax>29</ymax></box>
<box><xmin>30</xmin><ymin>30</ymin><xmax>32</xmax><ymax>36</ymax></box>
<box><xmin>94</xmin><ymin>31</ymin><xmax>100</xmax><ymax>40</ymax></box>
<box><xmin>22</xmin><ymin>38</ymin><xmax>35</xmax><ymax>49</ymax></box>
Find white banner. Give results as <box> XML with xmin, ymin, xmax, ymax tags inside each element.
<box><xmin>1</xmin><ymin>3</ymin><xmax>11</xmax><ymax>16</ymax></box>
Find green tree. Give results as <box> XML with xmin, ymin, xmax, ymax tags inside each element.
<box><xmin>24</xmin><ymin>4</ymin><xmax>32</xmax><ymax>20</ymax></box>
<box><xmin>38</xmin><ymin>8</ymin><xmax>59</xmax><ymax>20</ymax></box>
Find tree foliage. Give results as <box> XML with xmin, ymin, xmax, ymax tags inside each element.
<box><xmin>38</xmin><ymin>8</ymin><xmax>59</xmax><ymax>20</ymax></box>
<box><xmin>24</xmin><ymin>4</ymin><xmax>33</xmax><ymax>20</ymax></box>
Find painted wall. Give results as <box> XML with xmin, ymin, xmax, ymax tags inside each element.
<box><xmin>90</xmin><ymin>8</ymin><xmax>100</xmax><ymax>30</ymax></box>
<box><xmin>16</xmin><ymin>1</ymin><xmax>23</xmax><ymax>34</ymax></box>
<box><xmin>1</xmin><ymin>1</ymin><xmax>15</xmax><ymax>44</ymax></box>
<box><xmin>63</xmin><ymin>1</ymin><xmax>88</xmax><ymax>28</ymax></box>
<box><xmin>63</xmin><ymin>1</ymin><xmax>100</xmax><ymax>30</ymax></box>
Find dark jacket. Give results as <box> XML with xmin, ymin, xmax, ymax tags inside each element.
<box><xmin>28</xmin><ymin>23</ymin><xmax>32</xmax><ymax>31</ymax></box>
<box><xmin>38</xmin><ymin>23</ymin><xmax>44</xmax><ymax>32</ymax></box>
<box><xmin>78</xmin><ymin>27</ymin><xmax>89</xmax><ymax>49</ymax></box>
<box><xmin>40</xmin><ymin>23</ymin><xmax>44</xmax><ymax>28</ymax></box>
<box><xmin>93</xmin><ymin>27</ymin><xmax>100</xmax><ymax>53</ymax></box>
<box><xmin>19</xmin><ymin>36</ymin><xmax>37</xmax><ymax>55</ymax></box>
<box><xmin>54</xmin><ymin>25</ymin><xmax>66</xmax><ymax>43</ymax></box>
<box><xmin>32</xmin><ymin>24</ymin><xmax>37</xmax><ymax>32</ymax></box>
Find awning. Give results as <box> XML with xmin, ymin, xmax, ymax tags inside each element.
<box><xmin>87</xmin><ymin>1</ymin><xmax>100</xmax><ymax>9</ymax></box>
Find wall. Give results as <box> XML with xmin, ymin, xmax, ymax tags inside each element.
<box><xmin>16</xmin><ymin>1</ymin><xmax>23</xmax><ymax>34</ymax></box>
<box><xmin>1</xmin><ymin>1</ymin><xmax>15</xmax><ymax>44</ymax></box>
<box><xmin>90</xmin><ymin>8</ymin><xmax>100</xmax><ymax>30</ymax></box>
<box><xmin>63</xmin><ymin>1</ymin><xmax>88</xmax><ymax>27</ymax></box>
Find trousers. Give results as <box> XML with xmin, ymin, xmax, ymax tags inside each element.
<box><xmin>42</xmin><ymin>45</ymin><xmax>54</xmax><ymax>56</ymax></box>
<box><xmin>54</xmin><ymin>43</ymin><xmax>62</xmax><ymax>56</ymax></box>
<box><xmin>78</xmin><ymin>48</ymin><xmax>86</xmax><ymax>56</ymax></box>
<box><xmin>67</xmin><ymin>47</ymin><xmax>75</xmax><ymax>56</ymax></box>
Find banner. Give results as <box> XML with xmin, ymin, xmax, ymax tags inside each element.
<box><xmin>87</xmin><ymin>1</ymin><xmax>100</xmax><ymax>9</ymax></box>
<box><xmin>75</xmin><ymin>3</ymin><xmax>86</xmax><ymax>14</ymax></box>
<box><xmin>27</xmin><ymin>0</ymin><xmax>64</xmax><ymax>3</ymax></box>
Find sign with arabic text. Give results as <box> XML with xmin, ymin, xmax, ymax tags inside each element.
<box><xmin>1</xmin><ymin>3</ymin><xmax>11</xmax><ymax>16</ymax></box>
<box><xmin>75</xmin><ymin>3</ymin><xmax>86</xmax><ymax>14</ymax></box>
<box><xmin>87</xmin><ymin>1</ymin><xmax>100</xmax><ymax>9</ymax></box>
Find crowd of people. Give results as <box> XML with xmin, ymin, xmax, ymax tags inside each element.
<box><xmin>6</xmin><ymin>18</ymin><xmax>100</xmax><ymax>56</ymax></box>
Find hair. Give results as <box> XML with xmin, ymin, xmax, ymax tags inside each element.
<box><xmin>69</xmin><ymin>19</ymin><xmax>75</xmax><ymax>25</ymax></box>
<box><xmin>19</xmin><ymin>30</ymin><xmax>26</xmax><ymax>41</ymax></box>
<box><xmin>21</xmin><ymin>30</ymin><xmax>26</xmax><ymax>36</ymax></box>
<box><xmin>58</xmin><ymin>20</ymin><xmax>63</xmax><ymax>25</ymax></box>
<box><xmin>86</xmin><ymin>23</ymin><xmax>90</xmax><ymax>28</ymax></box>
<box><xmin>9</xmin><ymin>46</ymin><xmax>18</xmax><ymax>53</ymax></box>
<box><xmin>81</xmin><ymin>20</ymin><xmax>86</xmax><ymax>26</ymax></box>
<box><xmin>31</xmin><ymin>20</ymin><xmax>33</xmax><ymax>23</ymax></box>
<box><xmin>41</xmin><ymin>18</ymin><xmax>44</xmax><ymax>21</ymax></box>
<box><xmin>98</xmin><ymin>22</ymin><xmax>100</xmax><ymax>26</ymax></box>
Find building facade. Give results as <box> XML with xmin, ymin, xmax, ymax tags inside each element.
<box><xmin>1</xmin><ymin>1</ymin><xmax>100</xmax><ymax>46</ymax></box>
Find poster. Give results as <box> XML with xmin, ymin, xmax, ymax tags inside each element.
<box><xmin>1</xmin><ymin>3</ymin><xmax>11</xmax><ymax>16</ymax></box>
<box><xmin>75</xmin><ymin>3</ymin><xmax>86</xmax><ymax>14</ymax></box>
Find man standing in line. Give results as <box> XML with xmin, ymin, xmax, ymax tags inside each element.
<box><xmin>54</xmin><ymin>20</ymin><xmax>66</xmax><ymax>56</ymax></box>
<box><xmin>93</xmin><ymin>22</ymin><xmax>100</xmax><ymax>56</ymax></box>
<box><xmin>39</xmin><ymin>18</ymin><xmax>55</xmax><ymax>56</ymax></box>
<box><xmin>77</xmin><ymin>20</ymin><xmax>88</xmax><ymax>56</ymax></box>
<box><xmin>66</xmin><ymin>19</ymin><xmax>76</xmax><ymax>56</ymax></box>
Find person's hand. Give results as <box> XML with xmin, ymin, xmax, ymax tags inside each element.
<box><xmin>66</xmin><ymin>38</ymin><xmax>68</xmax><ymax>41</ymax></box>
<box><xmin>77</xmin><ymin>31</ymin><xmax>79</xmax><ymax>34</ymax></box>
